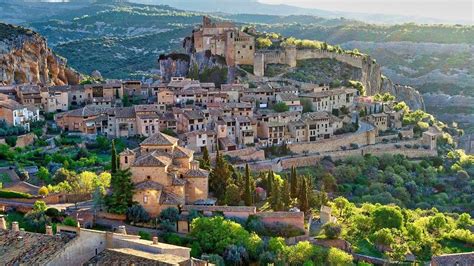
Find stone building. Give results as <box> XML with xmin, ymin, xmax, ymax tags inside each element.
<box><xmin>0</xmin><ymin>93</ymin><xmax>40</xmax><ymax>131</ymax></box>
<box><xmin>192</xmin><ymin>16</ymin><xmax>255</xmax><ymax>66</ymax></box>
<box><xmin>119</xmin><ymin>132</ymin><xmax>209</xmax><ymax>217</ymax></box>
<box><xmin>300</xmin><ymin>87</ymin><xmax>358</xmax><ymax>112</ymax></box>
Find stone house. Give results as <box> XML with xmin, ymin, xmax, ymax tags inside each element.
<box><xmin>180</xmin><ymin>129</ymin><xmax>217</xmax><ymax>153</ymax></box>
<box><xmin>258</xmin><ymin>121</ymin><xmax>287</xmax><ymax>146</ymax></box>
<box><xmin>0</xmin><ymin>93</ymin><xmax>40</xmax><ymax>131</ymax></box>
<box><xmin>301</xmin><ymin>111</ymin><xmax>337</xmax><ymax>141</ymax></box>
<box><xmin>176</xmin><ymin>109</ymin><xmax>208</xmax><ymax>133</ymax></box>
<box><xmin>16</xmin><ymin>84</ymin><xmax>43</xmax><ymax>108</ymax></box>
<box><xmin>55</xmin><ymin>106</ymin><xmax>109</xmax><ymax>134</ymax></box>
<box><xmin>119</xmin><ymin>132</ymin><xmax>209</xmax><ymax>217</ymax></box>
<box><xmin>156</xmin><ymin>87</ymin><xmax>175</xmax><ymax>106</ymax></box>
<box><xmin>300</xmin><ymin>87</ymin><xmax>357</xmax><ymax>112</ymax></box>
<box><xmin>367</xmin><ymin>112</ymin><xmax>389</xmax><ymax>133</ymax></box>
<box><xmin>69</xmin><ymin>85</ymin><xmax>93</xmax><ymax>107</ymax></box>
<box><xmin>192</xmin><ymin>16</ymin><xmax>255</xmax><ymax>66</ymax></box>
<box><xmin>235</xmin><ymin>116</ymin><xmax>257</xmax><ymax>147</ymax></box>
<box><xmin>40</xmin><ymin>86</ymin><xmax>69</xmax><ymax>113</ymax></box>
<box><xmin>275</xmin><ymin>92</ymin><xmax>302</xmax><ymax>112</ymax></box>
<box><xmin>220</xmin><ymin>102</ymin><xmax>253</xmax><ymax>117</ymax></box>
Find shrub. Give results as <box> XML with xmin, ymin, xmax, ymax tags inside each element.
<box><xmin>341</xmin><ymin>146</ymin><xmax>347</xmax><ymax>151</ymax></box>
<box><xmin>223</xmin><ymin>245</ymin><xmax>249</xmax><ymax>265</ymax></box>
<box><xmin>245</xmin><ymin>215</ymin><xmax>266</xmax><ymax>235</ymax></box>
<box><xmin>202</xmin><ymin>254</ymin><xmax>225</xmax><ymax>266</ymax></box>
<box><xmin>394</xmin><ymin>144</ymin><xmax>402</xmax><ymax>148</ymax></box>
<box><xmin>0</xmin><ymin>189</ymin><xmax>32</xmax><ymax>199</ymax></box>
<box><xmin>449</xmin><ymin>229</ymin><xmax>474</xmax><ymax>244</ymax></box>
<box><xmin>413</xmin><ymin>144</ymin><xmax>420</xmax><ymax>149</ymax></box>
<box><xmin>45</xmin><ymin>208</ymin><xmax>60</xmax><ymax>218</ymax></box>
<box><xmin>33</xmin><ymin>200</ymin><xmax>47</xmax><ymax>212</ymax></box>
<box><xmin>63</xmin><ymin>216</ymin><xmax>78</xmax><ymax>227</ymax></box>
<box><xmin>138</xmin><ymin>230</ymin><xmax>152</xmax><ymax>240</ymax></box>
<box><xmin>191</xmin><ymin>242</ymin><xmax>203</xmax><ymax>258</ymax></box>
<box><xmin>126</xmin><ymin>205</ymin><xmax>150</xmax><ymax>224</ymax></box>
<box><xmin>323</xmin><ymin>222</ymin><xmax>342</xmax><ymax>239</ymax></box>
<box><xmin>327</xmin><ymin>247</ymin><xmax>353</xmax><ymax>265</ymax></box>
<box><xmin>159</xmin><ymin>207</ymin><xmax>179</xmax><ymax>223</ymax></box>
<box><xmin>350</xmin><ymin>143</ymin><xmax>359</xmax><ymax>149</ymax></box>
<box><xmin>259</xmin><ymin>251</ymin><xmax>276</xmax><ymax>265</ymax></box>
<box><xmin>264</xmin><ymin>222</ymin><xmax>305</xmax><ymax>237</ymax></box>
<box><xmin>404</xmin><ymin>144</ymin><xmax>413</xmax><ymax>148</ymax></box>
<box><xmin>286</xmin><ymin>241</ymin><xmax>316</xmax><ymax>265</ymax></box>
<box><xmin>38</xmin><ymin>186</ymin><xmax>49</xmax><ymax>196</ymax></box>
<box><xmin>160</xmin><ymin>219</ymin><xmax>177</xmax><ymax>232</ymax></box>
<box><xmin>163</xmin><ymin>232</ymin><xmax>184</xmax><ymax>245</ymax></box>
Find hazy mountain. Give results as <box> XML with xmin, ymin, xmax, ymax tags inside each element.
<box><xmin>130</xmin><ymin>0</ymin><xmax>471</xmax><ymax>24</ymax></box>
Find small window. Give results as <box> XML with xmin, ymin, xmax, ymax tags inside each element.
<box><xmin>143</xmin><ymin>196</ymin><xmax>148</xmax><ymax>203</ymax></box>
<box><xmin>147</xmin><ymin>176</ymin><xmax>151</xmax><ymax>180</ymax></box>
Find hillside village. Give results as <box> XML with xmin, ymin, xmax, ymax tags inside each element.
<box><xmin>0</xmin><ymin>16</ymin><xmax>473</xmax><ymax>266</ymax></box>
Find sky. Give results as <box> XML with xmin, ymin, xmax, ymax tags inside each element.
<box><xmin>259</xmin><ymin>0</ymin><xmax>474</xmax><ymax>23</ymax></box>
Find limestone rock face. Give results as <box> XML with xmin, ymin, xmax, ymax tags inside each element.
<box><xmin>381</xmin><ymin>76</ymin><xmax>425</xmax><ymax>111</ymax></box>
<box><xmin>0</xmin><ymin>23</ymin><xmax>80</xmax><ymax>86</ymax></box>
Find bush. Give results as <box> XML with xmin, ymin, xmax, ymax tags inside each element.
<box><xmin>163</xmin><ymin>232</ymin><xmax>186</xmax><ymax>245</ymax></box>
<box><xmin>202</xmin><ymin>254</ymin><xmax>225</xmax><ymax>266</ymax></box>
<box><xmin>0</xmin><ymin>189</ymin><xmax>32</xmax><ymax>199</ymax></box>
<box><xmin>404</xmin><ymin>144</ymin><xmax>413</xmax><ymax>148</ymax></box>
<box><xmin>245</xmin><ymin>215</ymin><xmax>266</xmax><ymax>235</ymax></box>
<box><xmin>45</xmin><ymin>208</ymin><xmax>60</xmax><ymax>218</ymax></box>
<box><xmin>191</xmin><ymin>242</ymin><xmax>203</xmax><ymax>258</ymax></box>
<box><xmin>323</xmin><ymin>222</ymin><xmax>342</xmax><ymax>239</ymax></box>
<box><xmin>394</xmin><ymin>144</ymin><xmax>402</xmax><ymax>148</ymax></box>
<box><xmin>264</xmin><ymin>222</ymin><xmax>305</xmax><ymax>237</ymax></box>
<box><xmin>350</xmin><ymin>143</ymin><xmax>359</xmax><ymax>149</ymax></box>
<box><xmin>38</xmin><ymin>186</ymin><xmax>49</xmax><ymax>196</ymax></box>
<box><xmin>413</xmin><ymin>144</ymin><xmax>420</xmax><ymax>149</ymax></box>
<box><xmin>138</xmin><ymin>230</ymin><xmax>152</xmax><ymax>240</ymax></box>
<box><xmin>159</xmin><ymin>207</ymin><xmax>179</xmax><ymax>223</ymax></box>
<box><xmin>63</xmin><ymin>216</ymin><xmax>78</xmax><ymax>227</ymax></box>
<box><xmin>160</xmin><ymin>219</ymin><xmax>177</xmax><ymax>232</ymax></box>
<box><xmin>5</xmin><ymin>136</ymin><xmax>17</xmax><ymax>147</ymax></box>
<box><xmin>223</xmin><ymin>245</ymin><xmax>249</xmax><ymax>265</ymax></box>
<box><xmin>126</xmin><ymin>205</ymin><xmax>150</xmax><ymax>224</ymax></box>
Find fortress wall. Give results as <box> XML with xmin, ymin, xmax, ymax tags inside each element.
<box><xmin>295</xmin><ymin>49</ymin><xmax>364</xmax><ymax>69</ymax></box>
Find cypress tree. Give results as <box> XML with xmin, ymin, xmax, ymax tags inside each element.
<box><xmin>271</xmin><ymin>179</ymin><xmax>282</xmax><ymax>211</ymax></box>
<box><xmin>266</xmin><ymin>170</ymin><xmax>273</xmax><ymax>197</ymax></box>
<box><xmin>106</xmin><ymin>168</ymin><xmax>134</xmax><ymax>214</ymax></box>
<box><xmin>111</xmin><ymin>140</ymin><xmax>118</xmax><ymax>173</ymax></box>
<box><xmin>282</xmin><ymin>178</ymin><xmax>291</xmax><ymax>210</ymax></box>
<box><xmin>209</xmin><ymin>146</ymin><xmax>231</xmax><ymax>203</ymax></box>
<box><xmin>290</xmin><ymin>166</ymin><xmax>298</xmax><ymax>198</ymax></box>
<box><xmin>200</xmin><ymin>146</ymin><xmax>211</xmax><ymax>170</ymax></box>
<box><xmin>299</xmin><ymin>177</ymin><xmax>309</xmax><ymax>213</ymax></box>
<box><xmin>243</xmin><ymin>164</ymin><xmax>253</xmax><ymax>206</ymax></box>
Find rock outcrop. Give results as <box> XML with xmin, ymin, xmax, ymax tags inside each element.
<box><xmin>0</xmin><ymin>23</ymin><xmax>80</xmax><ymax>86</ymax></box>
<box><xmin>381</xmin><ymin>76</ymin><xmax>425</xmax><ymax>110</ymax></box>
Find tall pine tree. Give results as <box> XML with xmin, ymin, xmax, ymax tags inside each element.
<box><xmin>271</xmin><ymin>179</ymin><xmax>282</xmax><ymax>211</ymax></box>
<box><xmin>243</xmin><ymin>164</ymin><xmax>253</xmax><ymax>206</ymax></box>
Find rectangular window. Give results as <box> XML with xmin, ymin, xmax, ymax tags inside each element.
<box><xmin>143</xmin><ymin>196</ymin><xmax>148</xmax><ymax>204</ymax></box>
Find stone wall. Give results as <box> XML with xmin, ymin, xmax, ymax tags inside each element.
<box><xmin>210</xmin><ymin>147</ymin><xmax>265</xmax><ymax>162</ymax></box>
<box><xmin>281</xmin><ymin>143</ymin><xmax>437</xmax><ymax>170</ymax></box>
<box><xmin>255</xmin><ymin>211</ymin><xmax>305</xmax><ymax>231</ymax></box>
<box><xmin>288</xmin><ymin>129</ymin><xmax>375</xmax><ymax>154</ymax></box>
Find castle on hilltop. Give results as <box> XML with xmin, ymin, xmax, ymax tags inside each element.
<box><xmin>190</xmin><ymin>16</ymin><xmax>255</xmax><ymax>66</ymax></box>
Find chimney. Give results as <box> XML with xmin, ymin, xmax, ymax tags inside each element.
<box><xmin>12</xmin><ymin>221</ymin><xmax>19</xmax><ymax>232</ymax></box>
<box><xmin>152</xmin><ymin>236</ymin><xmax>158</xmax><ymax>245</ymax></box>
<box><xmin>117</xmin><ymin>225</ymin><xmax>127</xmax><ymax>235</ymax></box>
<box><xmin>0</xmin><ymin>215</ymin><xmax>6</xmax><ymax>230</ymax></box>
<box><xmin>46</xmin><ymin>225</ymin><xmax>53</xmax><ymax>236</ymax></box>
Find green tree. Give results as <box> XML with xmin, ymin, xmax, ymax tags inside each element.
<box><xmin>299</xmin><ymin>177</ymin><xmax>309</xmax><ymax>213</ymax></box>
<box><xmin>281</xmin><ymin>179</ymin><xmax>291</xmax><ymax>210</ymax></box>
<box><xmin>290</xmin><ymin>166</ymin><xmax>298</xmax><ymax>198</ymax></box>
<box><xmin>111</xmin><ymin>140</ymin><xmax>118</xmax><ymax>173</ymax></box>
<box><xmin>286</xmin><ymin>241</ymin><xmax>315</xmax><ymax>265</ymax></box>
<box><xmin>323</xmin><ymin>222</ymin><xmax>342</xmax><ymax>239</ymax></box>
<box><xmin>209</xmin><ymin>148</ymin><xmax>231</xmax><ymax>203</ymax></box>
<box><xmin>225</xmin><ymin>183</ymin><xmax>241</xmax><ymax>205</ymax></box>
<box><xmin>273</xmin><ymin>102</ymin><xmax>290</xmax><ymax>113</ymax></box>
<box><xmin>266</xmin><ymin>170</ymin><xmax>273</xmax><ymax>197</ymax></box>
<box><xmin>327</xmin><ymin>248</ymin><xmax>353</xmax><ymax>266</ymax></box>
<box><xmin>372</xmin><ymin>206</ymin><xmax>404</xmax><ymax>230</ymax></box>
<box><xmin>200</xmin><ymin>146</ymin><xmax>211</xmax><ymax>170</ymax></box>
<box><xmin>106</xmin><ymin>169</ymin><xmax>134</xmax><ymax>214</ymax></box>
<box><xmin>271</xmin><ymin>178</ymin><xmax>283</xmax><ymax>211</ymax></box>
<box><xmin>243</xmin><ymin>164</ymin><xmax>253</xmax><ymax>206</ymax></box>
<box><xmin>37</xmin><ymin>167</ymin><xmax>51</xmax><ymax>183</ymax></box>
<box><xmin>190</xmin><ymin>216</ymin><xmax>251</xmax><ymax>254</ymax></box>
<box><xmin>33</xmin><ymin>200</ymin><xmax>48</xmax><ymax>212</ymax></box>
<box><xmin>38</xmin><ymin>186</ymin><xmax>49</xmax><ymax>196</ymax></box>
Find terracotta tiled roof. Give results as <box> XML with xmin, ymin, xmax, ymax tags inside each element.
<box><xmin>133</xmin><ymin>151</ymin><xmax>172</xmax><ymax>167</ymax></box>
<box><xmin>0</xmin><ymin>229</ymin><xmax>75</xmax><ymax>265</ymax></box>
<box><xmin>141</xmin><ymin>132</ymin><xmax>179</xmax><ymax>146</ymax></box>
<box><xmin>173</xmin><ymin>146</ymin><xmax>194</xmax><ymax>158</ymax></box>
<box><xmin>134</xmin><ymin>180</ymin><xmax>164</xmax><ymax>191</ymax></box>
<box><xmin>161</xmin><ymin>191</ymin><xmax>185</xmax><ymax>205</ymax></box>
<box><xmin>184</xmin><ymin>169</ymin><xmax>209</xmax><ymax>178</ymax></box>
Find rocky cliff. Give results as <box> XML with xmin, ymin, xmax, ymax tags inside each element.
<box><xmin>0</xmin><ymin>23</ymin><xmax>80</xmax><ymax>86</ymax></box>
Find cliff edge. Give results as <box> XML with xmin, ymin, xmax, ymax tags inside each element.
<box><xmin>0</xmin><ymin>23</ymin><xmax>80</xmax><ymax>86</ymax></box>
